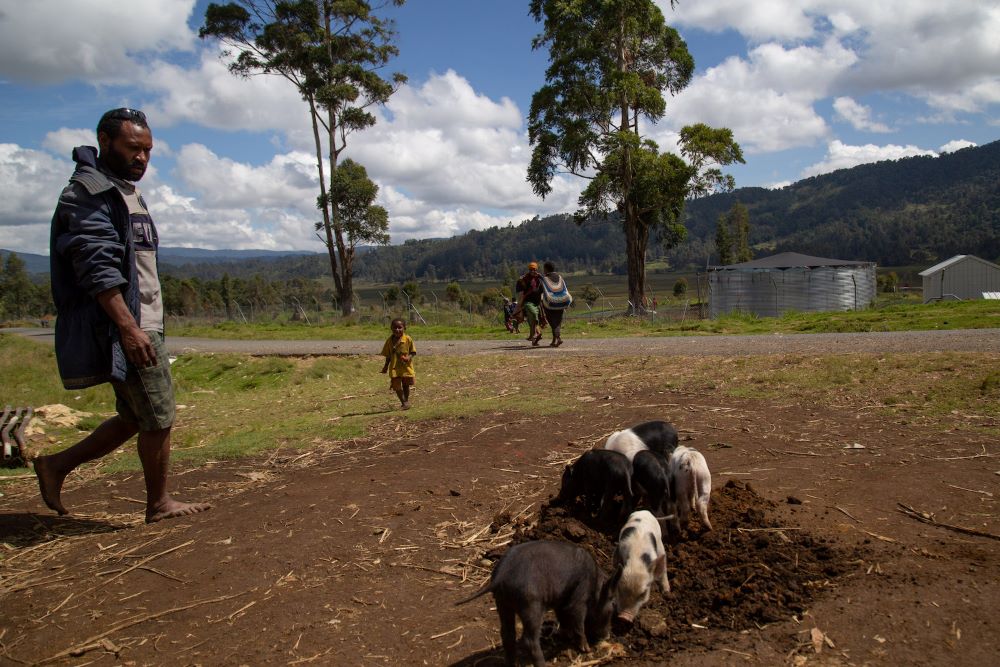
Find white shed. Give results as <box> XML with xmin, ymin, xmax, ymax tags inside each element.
<box><xmin>919</xmin><ymin>255</ymin><xmax>1000</xmax><ymax>302</ymax></box>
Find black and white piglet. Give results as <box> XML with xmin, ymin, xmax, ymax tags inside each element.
<box><xmin>613</xmin><ymin>510</ymin><xmax>670</xmax><ymax>623</ymax></box>
<box><xmin>557</xmin><ymin>449</ymin><xmax>633</xmax><ymax>523</ymax></box>
<box><xmin>666</xmin><ymin>445</ymin><xmax>713</xmax><ymax>533</ymax></box>
<box><xmin>456</xmin><ymin>540</ymin><xmax>616</xmax><ymax>667</ymax></box>
<box><xmin>604</xmin><ymin>420</ymin><xmax>679</xmax><ymax>462</ymax></box>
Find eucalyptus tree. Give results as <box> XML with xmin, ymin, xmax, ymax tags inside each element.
<box><xmin>200</xmin><ymin>0</ymin><xmax>405</xmax><ymax>314</ymax></box>
<box><xmin>326</xmin><ymin>158</ymin><xmax>389</xmax><ymax>304</ymax></box>
<box><xmin>527</xmin><ymin>0</ymin><xmax>743</xmax><ymax>313</ymax></box>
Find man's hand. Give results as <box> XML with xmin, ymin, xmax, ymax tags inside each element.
<box><xmin>95</xmin><ymin>287</ymin><xmax>156</xmax><ymax>367</ymax></box>
<box><xmin>120</xmin><ymin>323</ymin><xmax>157</xmax><ymax>367</ymax></box>
<box><xmin>400</xmin><ymin>354</ymin><xmax>410</xmax><ymax>363</ymax></box>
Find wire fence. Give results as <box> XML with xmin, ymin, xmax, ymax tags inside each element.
<box><xmin>163</xmin><ymin>291</ymin><xmax>710</xmax><ymax>332</ymax></box>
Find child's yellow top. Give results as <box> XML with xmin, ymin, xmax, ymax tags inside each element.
<box><xmin>381</xmin><ymin>333</ymin><xmax>416</xmax><ymax>378</ymax></box>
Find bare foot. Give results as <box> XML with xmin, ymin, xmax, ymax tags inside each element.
<box><xmin>146</xmin><ymin>498</ymin><xmax>212</xmax><ymax>523</ymax></box>
<box><xmin>33</xmin><ymin>455</ymin><xmax>68</xmax><ymax>515</ymax></box>
<box><xmin>401</xmin><ymin>401</ymin><xmax>410</xmax><ymax>410</ymax></box>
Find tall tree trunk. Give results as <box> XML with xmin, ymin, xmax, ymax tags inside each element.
<box><xmin>329</xmin><ymin>131</ymin><xmax>352</xmax><ymax>315</ymax></box>
<box><xmin>308</xmin><ymin>96</ymin><xmax>343</xmax><ymax>299</ymax></box>
<box><xmin>341</xmin><ymin>247</ymin><xmax>354</xmax><ymax>317</ymax></box>
<box><xmin>624</xmin><ymin>205</ymin><xmax>648</xmax><ymax>315</ymax></box>
<box><xmin>321</xmin><ymin>1</ymin><xmax>353</xmax><ymax>316</ymax></box>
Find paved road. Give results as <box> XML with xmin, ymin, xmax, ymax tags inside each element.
<box><xmin>9</xmin><ymin>327</ymin><xmax>1000</xmax><ymax>357</ymax></box>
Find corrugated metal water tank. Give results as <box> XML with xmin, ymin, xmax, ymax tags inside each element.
<box><xmin>709</xmin><ymin>252</ymin><xmax>877</xmax><ymax>318</ymax></box>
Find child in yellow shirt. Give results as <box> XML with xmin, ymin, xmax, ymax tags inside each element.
<box><xmin>380</xmin><ymin>318</ymin><xmax>416</xmax><ymax>410</ymax></box>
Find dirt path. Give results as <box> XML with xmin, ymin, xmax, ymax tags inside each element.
<box><xmin>3</xmin><ymin>378</ymin><xmax>998</xmax><ymax>666</ymax></box>
<box><xmin>10</xmin><ymin>326</ymin><xmax>1000</xmax><ymax>357</ymax></box>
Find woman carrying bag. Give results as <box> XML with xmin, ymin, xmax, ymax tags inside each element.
<box><xmin>540</xmin><ymin>261</ymin><xmax>572</xmax><ymax>347</ymax></box>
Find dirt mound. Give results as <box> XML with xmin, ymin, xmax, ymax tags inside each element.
<box><xmin>511</xmin><ymin>480</ymin><xmax>862</xmax><ymax>660</ymax></box>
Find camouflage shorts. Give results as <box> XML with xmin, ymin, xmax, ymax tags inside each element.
<box><xmin>111</xmin><ymin>331</ymin><xmax>176</xmax><ymax>432</ymax></box>
<box><xmin>523</xmin><ymin>302</ymin><xmax>540</xmax><ymax>326</ymax></box>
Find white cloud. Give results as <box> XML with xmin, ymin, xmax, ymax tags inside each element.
<box><xmin>174</xmin><ymin>144</ymin><xmax>318</xmax><ymax>211</ymax></box>
<box><xmin>41</xmin><ymin>129</ymin><xmax>97</xmax><ymax>157</ymax></box>
<box><xmin>832</xmin><ymin>97</ymin><xmax>891</xmax><ymax>133</ymax></box>
<box><xmin>0</xmin><ymin>225</ymin><xmax>48</xmax><ymax>255</ymax></box>
<box><xmin>143</xmin><ymin>62</ymin><xmax>573</xmax><ymax>242</ymax></box>
<box><xmin>147</xmin><ymin>183</ymin><xmax>298</xmax><ymax>251</ymax></box>
<box><xmin>838</xmin><ymin>2</ymin><xmax>1000</xmax><ymax>104</ymax></box>
<box><xmin>142</xmin><ymin>50</ymin><xmax>308</xmax><ymax>139</ymax></box>
<box><xmin>658</xmin><ymin>0</ymin><xmax>1000</xmax><ymax>165</ymax></box>
<box><xmin>0</xmin><ymin>144</ymin><xmax>70</xmax><ymax>227</ymax></box>
<box><xmin>668</xmin><ymin>0</ymin><xmax>815</xmax><ymax>42</ymax></box>
<box><xmin>670</xmin><ymin>0</ymin><xmax>1000</xmax><ymax>115</ymax></box>
<box><xmin>922</xmin><ymin>79</ymin><xmax>1000</xmax><ymax>116</ymax></box>
<box><xmin>0</xmin><ymin>143</ymin><xmax>73</xmax><ymax>254</ymax></box>
<box><xmin>665</xmin><ymin>39</ymin><xmax>857</xmax><ymax>152</ymax></box>
<box><xmin>800</xmin><ymin>140</ymin><xmax>936</xmax><ymax>178</ymax></box>
<box><xmin>0</xmin><ymin>0</ymin><xmax>197</xmax><ymax>84</ymax></box>
<box><xmin>350</xmin><ymin>71</ymin><xmax>580</xmax><ymax>218</ymax></box>
<box><xmin>158</xmin><ymin>145</ymin><xmax>325</xmax><ymax>251</ymax></box>
<box><xmin>938</xmin><ymin>139</ymin><xmax>977</xmax><ymax>153</ymax></box>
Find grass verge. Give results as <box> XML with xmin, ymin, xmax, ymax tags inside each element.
<box><xmin>3</xmin><ymin>332</ymin><xmax>997</xmax><ymax>482</ymax></box>
<box><xmin>170</xmin><ymin>299</ymin><xmax>1000</xmax><ymax>340</ymax></box>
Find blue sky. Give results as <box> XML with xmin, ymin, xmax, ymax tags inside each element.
<box><xmin>1</xmin><ymin>0</ymin><xmax>997</xmax><ymax>256</ymax></box>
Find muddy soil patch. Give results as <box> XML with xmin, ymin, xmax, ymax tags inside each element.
<box><xmin>501</xmin><ymin>479</ymin><xmax>863</xmax><ymax>662</ymax></box>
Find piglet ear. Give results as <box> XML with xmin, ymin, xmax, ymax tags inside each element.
<box><xmin>652</xmin><ymin>554</ymin><xmax>666</xmax><ymax>578</ymax></box>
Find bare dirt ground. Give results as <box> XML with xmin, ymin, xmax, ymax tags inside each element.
<box><xmin>2</xmin><ymin>345</ymin><xmax>999</xmax><ymax>666</ymax></box>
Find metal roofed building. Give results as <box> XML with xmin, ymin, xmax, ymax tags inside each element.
<box><xmin>919</xmin><ymin>255</ymin><xmax>1000</xmax><ymax>302</ymax></box>
<box><xmin>708</xmin><ymin>252</ymin><xmax>876</xmax><ymax>318</ymax></box>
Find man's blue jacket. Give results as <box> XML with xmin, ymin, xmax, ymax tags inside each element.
<box><xmin>50</xmin><ymin>146</ymin><xmax>144</xmax><ymax>389</ymax></box>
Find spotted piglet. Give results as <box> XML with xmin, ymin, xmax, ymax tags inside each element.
<box><xmin>667</xmin><ymin>445</ymin><xmax>713</xmax><ymax>534</ymax></box>
<box><xmin>604</xmin><ymin>420</ymin><xmax>679</xmax><ymax>463</ymax></box>
<box><xmin>613</xmin><ymin>510</ymin><xmax>670</xmax><ymax>623</ymax></box>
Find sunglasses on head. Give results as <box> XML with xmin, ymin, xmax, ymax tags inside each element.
<box><xmin>101</xmin><ymin>107</ymin><xmax>147</xmax><ymax>123</ymax></box>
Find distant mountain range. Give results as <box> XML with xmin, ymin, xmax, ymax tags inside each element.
<box><xmin>5</xmin><ymin>139</ymin><xmax>998</xmax><ymax>281</ymax></box>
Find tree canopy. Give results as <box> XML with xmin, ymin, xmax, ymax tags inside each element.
<box><xmin>527</xmin><ymin>0</ymin><xmax>742</xmax><ymax>313</ymax></box>
<box><xmin>200</xmin><ymin>0</ymin><xmax>404</xmax><ymax>314</ymax></box>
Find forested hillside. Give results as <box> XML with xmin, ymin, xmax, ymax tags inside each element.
<box><xmin>6</xmin><ymin>140</ymin><xmax>998</xmax><ymax>284</ymax></box>
<box><xmin>681</xmin><ymin>140</ymin><xmax>1000</xmax><ymax>267</ymax></box>
<box><xmin>353</xmin><ymin>139</ymin><xmax>999</xmax><ymax>279</ymax></box>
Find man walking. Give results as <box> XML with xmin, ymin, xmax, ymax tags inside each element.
<box><xmin>34</xmin><ymin>108</ymin><xmax>210</xmax><ymax>523</ymax></box>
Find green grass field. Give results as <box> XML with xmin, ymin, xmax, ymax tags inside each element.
<box><xmin>170</xmin><ymin>296</ymin><xmax>999</xmax><ymax>340</ymax></box>
<box><xmin>2</xmin><ymin>316</ymin><xmax>998</xmax><ymax>481</ymax></box>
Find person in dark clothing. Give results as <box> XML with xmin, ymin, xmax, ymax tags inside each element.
<box><xmin>34</xmin><ymin>108</ymin><xmax>211</xmax><ymax>524</ymax></box>
<box><xmin>502</xmin><ymin>296</ymin><xmax>520</xmax><ymax>333</ymax></box>
<box><xmin>514</xmin><ymin>261</ymin><xmax>544</xmax><ymax>345</ymax></box>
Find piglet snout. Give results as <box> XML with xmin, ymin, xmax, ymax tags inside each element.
<box><xmin>617</xmin><ymin>611</ymin><xmax>634</xmax><ymax>623</ymax></box>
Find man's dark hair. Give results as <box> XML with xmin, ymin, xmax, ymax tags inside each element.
<box><xmin>97</xmin><ymin>108</ymin><xmax>149</xmax><ymax>140</ymax></box>
<box><xmin>543</xmin><ymin>261</ymin><xmax>556</xmax><ymax>273</ymax></box>
<box><xmin>390</xmin><ymin>317</ymin><xmax>406</xmax><ymax>328</ymax></box>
